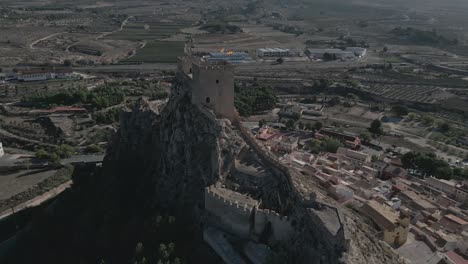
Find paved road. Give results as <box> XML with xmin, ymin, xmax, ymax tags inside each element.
<box><xmin>75</xmin><ymin>63</ymin><xmax>176</xmax><ymax>73</ymax></box>
<box><xmin>61</xmin><ymin>154</ymin><xmax>104</xmax><ymax>165</ymax></box>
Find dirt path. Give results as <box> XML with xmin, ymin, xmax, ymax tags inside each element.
<box><xmin>0</xmin><ymin>128</ymin><xmax>55</xmax><ymax>148</ymax></box>
<box><xmin>0</xmin><ymin>180</ymin><xmax>71</xmax><ymax>221</ymax></box>
<box><xmin>29</xmin><ymin>32</ymin><xmax>66</xmax><ymax>50</ymax></box>
<box><xmin>95</xmin><ymin>16</ymin><xmax>134</xmax><ymax>40</ymax></box>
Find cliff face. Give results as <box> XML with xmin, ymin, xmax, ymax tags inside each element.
<box><xmin>102</xmin><ymin>82</ymin><xmax>243</xmax><ymax>228</ymax></box>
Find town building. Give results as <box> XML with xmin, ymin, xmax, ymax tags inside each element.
<box><xmin>345</xmin><ymin>47</ymin><xmax>367</xmax><ymax>57</ymax></box>
<box><xmin>444</xmin><ymin>250</ymin><xmax>468</xmax><ymax>264</ymax></box>
<box><xmin>206</xmin><ymin>51</ymin><xmax>252</xmax><ymax>64</ymax></box>
<box><xmin>440</xmin><ymin>214</ymin><xmax>468</xmax><ymax>234</ymax></box>
<box><xmin>257</xmin><ymin>48</ymin><xmax>302</xmax><ymax>58</ymax></box>
<box><xmin>382</xmin><ymin>165</ymin><xmax>408</xmax><ymax>180</ymax></box>
<box><xmin>16</xmin><ymin>67</ymin><xmax>73</xmax><ymax>82</ymax></box>
<box><xmin>271</xmin><ymin>136</ymin><xmax>299</xmax><ymax>154</ymax></box>
<box><xmin>307</xmin><ymin>48</ymin><xmax>355</xmax><ymax>60</ymax></box>
<box><xmin>455</xmin><ymin>188</ymin><xmax>468</xmax><ymax>205</ymax></box>
<box><xmin>361</xmin><ymin>200</ymin><xmax>410</xmax><ymax>246</ymax></box>
<box><xmin>398</xmin><ymin>190</ymin><xmax>437</xmax><ymax>213</ymax></box>
<box><xmin>425</xmin><ymin>177</ymin><xmax>457</xmax><ymax>196</ymax></box>
<box><xmin>315</xmin><ymin>129</ymin><xmax>361</xmax><ymax>150</ymax></box>
<box><xmin>337</xmin><ymin>147</ymin><xmax>370</xmax><ymax>163</ymax></box>
<box><xmin>0</xmin><ymin>142</ymin><xmax>4</xmax><ymax>157</ymax></box>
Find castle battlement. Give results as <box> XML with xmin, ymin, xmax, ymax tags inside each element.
<box><xmin>256</xmin><ymin>208</ymin><xmax>291</xmax><ymax>223</ymax></box>
<box><xmin>205</xmin><ymin>185</ymin><xmax>258</xmax><ymax>212</ymax></box>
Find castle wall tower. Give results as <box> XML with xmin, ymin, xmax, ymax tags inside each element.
<box><xmin>191</xmin><ymin>60</ymin><xmax>235</xmax><ymax>119</ymax></box>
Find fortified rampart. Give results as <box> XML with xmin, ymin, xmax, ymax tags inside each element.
<box><xmin>205</xmin><ymin>186</ymin><xmax>257</xmax><ymax>238</ymax></box>
<box><xmin>205</xmin><ymin>186</ymin><xmax>294</xmax><ymax>241</ymax></box>
<box><xmin>254</xmin><ymin>208</ymin><xmax>294</xmax><ymax>241</ymax></box>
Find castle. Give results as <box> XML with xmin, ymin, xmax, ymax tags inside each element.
<box><xmin>177</xmin><ymin>56</ymin><xmax>235</xmax><ymax>119</ymax></box>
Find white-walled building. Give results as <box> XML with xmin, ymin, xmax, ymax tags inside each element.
<box><xmin>16</xmin><ymin>67</ymin><xmax>73</xmax><ymax>82</ymax></box>
<box><xmin>257</xmin><ymin>48</ymin><xmax>302</xmax><ymax>58</ymax></box>
<box><xmin>345</xmin><ymin>47</ymin><xmax>367</xmax><ymax>57</ymax></box>
<box><xmin>0</xmin><ymin>142</ymin><xmax>4</xmax><ymax>157</ymax></box>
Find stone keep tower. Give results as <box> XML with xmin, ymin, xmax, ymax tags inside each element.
<box><xmin>190</xmin><ymin>59</ymin><xmax>235</xmax><ymax>119</ymax></box>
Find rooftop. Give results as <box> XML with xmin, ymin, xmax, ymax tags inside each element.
<box><xmin>362</xmin><ymin>199</ymin><xmax>401</xmax><ymax>230</ymax></box>
<box><xmin>446</xmin><ymin>250</ymin><xmax>468</xmax><ymax>264</ymax></box>
<box><xmin>443</xmin><ymin>214</ymin><xmax>468</xmax><ymax>226</ymax></box>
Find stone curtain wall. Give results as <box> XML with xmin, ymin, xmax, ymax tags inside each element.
<box><xmin>204</xmin><ymin>187</ymin><xmax>255</xmax><ymax>238</ymax></box>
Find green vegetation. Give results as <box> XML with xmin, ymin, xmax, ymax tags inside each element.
<box><xmin>124</xmin><ymin>41</ymin><xmax>185</xmax><ymax>63</ymax></box>
<box><xmin>85</xmin><ymin>144</ymin><xmax>104</xmax><ymax>154</ymax></box>
<box><xmin>200</xmin><ymin>21</ymin><xmax>242</xmax><ymax>34</ymax></box>
<box><xmin>359</xmin><ymin>132</ymin><xmax>372</xmax><ymax>142</ymax></box>
<box><xmin>390</xmin><ymin>27</ymin><xmax>458</xmax><ymax>46</ymax></box>
<box><xmin>130</xmin><ymin>215</ymin><xmax>186</xmax><ymax>264</ymax></box>
<box><xmin>307</xmin><ymin>137</ymin><xmax>343</xmax><ymax>154</ymax></box>
<box><xmin>235</xmin><ymin>85</ymin><xmax>278</xmax><ymax>116</ymax></box>
<box><xmin>36</xmin><ymin>144</ymin><xmax>76</xmax><ymax>163</ymax></box>
<box><xmin>22</xmin><ymin>86</ymin><xmax>125</xmax><ymax>110</ymax></box>
<box><xmin>401</xmin><ymin>152</ymin><xmax>453</xmax><ymax>179</ymax></box>
<box><xmin>391</xmin><ymin>105</ymin><xmax>408</xmax><ymax>117</ymax></box>
<box><xmin>368</xmin><ymin>119</ymin><xmax>383</xmax><ymax>135</ymax></box>
<box><xmin>94</xmin><ymin>107</ymin><xmax>122</xmax><ymax>124</ymax></box>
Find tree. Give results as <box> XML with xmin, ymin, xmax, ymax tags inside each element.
<box><xmin>298</xmin><ymin>121</ymin><xmax>304</xmax><ymax>130</ymax></box>
<box><xmin>291</xmin><ymin>112</ymin><xmax>301</xmax><ymax>121</ymax></box>
<box><xmin>85</xmin><ymin>144</ymin><xmax>103</xmax><ymax>154</ymax></box>
<box><xmin>55</xmin><ymin>144</ymin><xmax>76</xmax><ymax>158</ymax></box>
<box><xmin>305</xmin><ymin>123</ymin><xmax>313</xmax><ymax>131</ymax></box>
<box><xmin>323</xmin><ymin>52</ymin><xmax>334</xmax><ymax>61</ymax></box>
<box><xmin>276</xmin><ymin>57</ymin><xmax>284</xmax><ymax>64</ymax></box>
<box><xmin>391</xmin><ymin>105</ymin><xmax>408</xmax><ymax>117</ymax></box>
<box><xmin>258</xmin><ymin>119</ymin><xmax>267</xmax><ymax>127</ymax></box>
<box><xmin>359</xmin><ymin>132</ymin><xmax>371</xmax><ymax>142</ymax></box>
<box><xmin>285</xmin><ymin>119</ymin><xmax>295</xmax><ymax>130</ymax></box>
<box><xmin>35</xmin><ymin>149</ymin><xmax>49</xmax><ymax>159</ymax></box>
<box><xmin>439</xmin><ymin>122</ymin><xmax>450</xmax><ymax>133</ymax></box>
<box><xmin>314</xmin><ymin>121</ymin><xmax>323</xmax><ymax>131</ymax></box>
<box><xmin>369</xmin><ymin>119</ymin><xmax>383</xmax><ymax>135</ymax></box>
<box><xmin>307</xmin><ymin>139</ymin><xmax>322</xmax><ymax>154</ymax></box>
<box><xmin>422</xmin><ymin>115</ymin><xmax>435</xmax><ymax>126</ymax></box>
<box><xmin>63</xmin><ymin>59</ymin><xmax>72</xmax><ymax>67</ymax></box>
<box><xmin>321</xmin><ymin>138</ymin><xmax>342</xmax><ymax>153</ymax></box>
<box><xmin>383</xmin><ymin>46</ymin><xmax>388</xmax><ymax>52</ymax></box>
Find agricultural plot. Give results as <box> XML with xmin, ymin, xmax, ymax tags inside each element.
<box><xmin>124</xmin><ymin>41</ymin><xmax>185</xmax><ymax>63</ymax></box>
<box><xmin>105</xmin><ymin>20</ymin><xmax>193</xmax><ymax>42</ymax></box>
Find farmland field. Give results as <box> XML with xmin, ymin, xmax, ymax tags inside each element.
<box><xmin>105</xmin><ymin>20</ymin><xmax>193</xmax><ymax>42</ymax></box>
<box><xmin>124</xmin><ymin>41</ymin><xmax>185</xmax><ymax>63</ymax></box>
